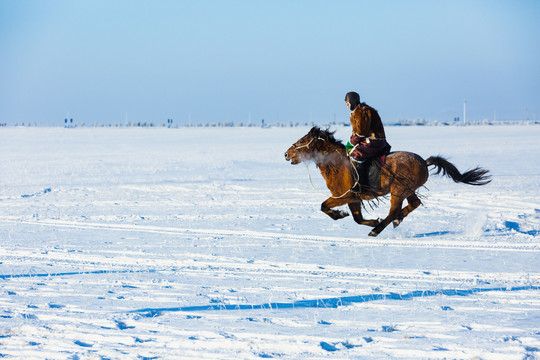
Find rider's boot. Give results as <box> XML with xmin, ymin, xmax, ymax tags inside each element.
<box><xmin>351</xmin><ymin>161</ymin><xmax>368</xmax><ymax>194</ymax></box>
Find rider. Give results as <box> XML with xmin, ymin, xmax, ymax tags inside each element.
<box><xmin>344</xmin><ymin>91</ymin><xmax>391</xmax><ymax>193</ymax></box>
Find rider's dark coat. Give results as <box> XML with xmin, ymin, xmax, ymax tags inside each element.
<box><xmin>349</xmin><ymin>103</ymin><xmax>390</xmax><ymax>161</ymax></box>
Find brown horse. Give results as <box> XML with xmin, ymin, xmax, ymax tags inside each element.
<box><xmin>284</xmin><ymin>127</ymin><xmax>491</xmax><ymax>236</ymax></box>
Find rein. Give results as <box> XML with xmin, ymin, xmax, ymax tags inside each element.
<box><xmin>303</xmin><ymin>161</ymin><xmax>359</xmax><ymax>199</ymax></box>
<box><xmin>294</xmin><ymin>136</ymin><xmax>361</xmax><ymax>200</ymax></box>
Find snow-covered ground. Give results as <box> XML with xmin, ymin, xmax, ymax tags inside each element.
<box><xmin>0</xmin><ymin>125</ymin><xmax>539</xmax><ymax>359</ymax></box>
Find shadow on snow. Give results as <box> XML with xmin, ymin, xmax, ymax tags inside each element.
<box><xmin>0</xmin><ymin>269</ymin><xmax>157</xmax><ymax>280</ymax></box>
<box><xmin>415</xmin><ymin>219</ymin><xmax>539</xmax><ymax>237</ymax></box>
<box><xmin>131</xmin><ymin>285</ymin><xmax>540</xmax><ymax>317</ymax></box>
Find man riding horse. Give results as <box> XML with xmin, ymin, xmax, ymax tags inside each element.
<box><xmin>344</xmin><ymin>91</ymin><xmax>391</xmax><ymax>194</ymax></box>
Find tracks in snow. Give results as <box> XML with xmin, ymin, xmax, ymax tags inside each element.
<box><xmin>2</xmin><ymin>215</ymin><xmax>538</xmax><ymax>291</ymax></box>
<box><xmin>1</xmin><ymin>216</ymin><xmax>538</xmax><ymax>252</ymax></box>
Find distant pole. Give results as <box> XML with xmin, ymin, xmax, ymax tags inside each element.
<box><xmin>463</xmin><ymin>99</ymin><xmax>467</xmax><ymax>123</ymax></box>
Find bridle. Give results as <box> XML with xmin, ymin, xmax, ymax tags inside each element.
<box><xmin>293</xmin><ymin>136</ymin><xmax>321</xmax><ymax>150</ymax></box>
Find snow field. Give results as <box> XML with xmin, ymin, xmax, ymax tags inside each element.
<box><xmin>0</xmin><ymin>125</ymin><xmax>539</xmax><ymax>359</ymax></box>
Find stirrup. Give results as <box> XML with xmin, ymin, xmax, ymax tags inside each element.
<box><xmin>350</xmin><ymin>183</ymin><xmax>362</xmax><ymax>193</ymax></box>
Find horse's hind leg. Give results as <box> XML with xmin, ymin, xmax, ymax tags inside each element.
<box><xmin>348</xmin><ymin>201</ymin><xmax>382</xmax><ymax>227</ymax></box>
<box><xmin>369</xmin><ymin>196</ymin><xmax>404</xmax><ymax>237</ymax></box>
<box><xmin>393</xmin><ymin>193</ymin><xmax>422</xmax><ymax>228</ymax></box>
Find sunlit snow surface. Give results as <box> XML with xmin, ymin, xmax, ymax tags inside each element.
<box><xmin>0</xmin><ymin>125</ymin><xmax>539</xmax><ymax>359</ymax></box>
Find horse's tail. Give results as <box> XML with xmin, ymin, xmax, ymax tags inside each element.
<box><xmin>426</xmin><ymin>156</ymin><xmax>491</xmax><ymax>186</ymax></box>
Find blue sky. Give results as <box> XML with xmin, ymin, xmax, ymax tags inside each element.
<box><xmin>1</xmin><ymin>0</ymin><xmax>538</xmax><ymax>125</ymax></box>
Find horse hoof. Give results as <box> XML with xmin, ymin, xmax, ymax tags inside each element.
<box><xmin>368</xmin><ymin>230</ymin><xmax>379</xmax><ymax>237</ymax></box>
<box><xmin>330</xmin><ymin>211</ymin><xmax>349</xmax><ymax>220</ymax></box>
<box><xmin>393</xmin><ymin>219</ymin><xmax>401</xmax><ymax>228</ymax></box>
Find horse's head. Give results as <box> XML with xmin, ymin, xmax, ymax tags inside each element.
<box><xmin>284</xmin><ymin>126</ymin><xmax>334</xmax><ymax>165</ymax></box>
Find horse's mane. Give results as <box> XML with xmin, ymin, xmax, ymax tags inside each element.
<box><xmin>309</xmin><ymin>126</ymin><xmax>346</xmax><ymax>150</ymax></box>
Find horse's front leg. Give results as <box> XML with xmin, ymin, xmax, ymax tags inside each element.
<box><xmin>321</xmin><ymin>197</ymin><xmax>352</xmax><ymax>220</ymax></box>
<box><xmin>348</xmin><ymin>201</ymin><xmax>382</xmax><ymax>227</ymax></box>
